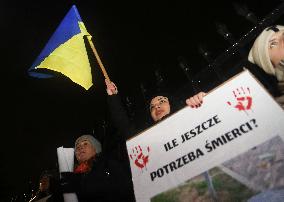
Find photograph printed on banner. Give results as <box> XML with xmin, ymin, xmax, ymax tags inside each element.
<box><xmin>151</xmin><ymin>135</ymin><xmax>284</xmax><ymax>202</ymax></box>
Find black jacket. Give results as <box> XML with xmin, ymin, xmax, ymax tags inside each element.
<box><xmin>61</xmin><ymin>155</ymin><xmax>134</xmax><ymax>202</ymax></box>
<box><xmin>107</xmin><ymin>94</ymin><xmax>137</xmax><ymax>140</ymax></box>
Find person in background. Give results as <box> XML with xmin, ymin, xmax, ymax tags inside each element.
<box><xmin>59</xmin><ymin>134</ymin><xmax>134</xmax><ymax>202</ymax></box>
<box><xmin>248</xmin><ymin>25</ymin><xmax>284</xmax><ymax>108</ymax></box>
<box><xmin>29</xmin><ymin>170</ymin><xmax>62</xmax><ymax>202</ymax></box>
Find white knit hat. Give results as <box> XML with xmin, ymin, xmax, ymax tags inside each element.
<box><xmin>248</xmin><ymin>25</ymin><xmax>284</xmax><ymax>76</ymax></box>
<box><xmin>75</xmin><ymin>134</ymin><xmax>102</xmax><ymax>154</ymax></box>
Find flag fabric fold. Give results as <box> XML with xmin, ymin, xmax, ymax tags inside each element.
<box><xmin>29</xmin><ymin>5</ymin><xmax>93</xmax><ymax>90</ymax></box>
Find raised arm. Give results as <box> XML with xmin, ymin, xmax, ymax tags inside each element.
<box><xmin>105</xmin><ymin>79</ymin><xmax>135</xmax><ymax>140</ymax></box>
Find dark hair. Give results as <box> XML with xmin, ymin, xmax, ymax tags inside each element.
<box><xmin>39</xmin><ymin>170</ymin><xmax>54</xmax><ymax>179</ymax></box>
<box><xmin>146</xmin><ymin>89</ymin><xmax>182</xmax><ymax>123</ymax></box>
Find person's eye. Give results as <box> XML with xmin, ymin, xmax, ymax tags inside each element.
<box><xmin>160</xmin><ymin>100</ymin><xmax>166</xmax><ymax>104</ymax></box>
<box><xmin>270</xmin><ymin>41</ymin><xmax>278</xmax><ymax>48</ymax></box>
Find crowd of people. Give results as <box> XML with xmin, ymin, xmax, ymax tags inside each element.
<box><xmin>29</xmin><ymin>24</ymin><xmax>284</xmax><ymax>202</ymax></box>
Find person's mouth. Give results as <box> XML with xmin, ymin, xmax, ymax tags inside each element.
<box><xmin>156</xmin><ymin>110</ymin><xmax>164</xmax><ymax>116</ymax></box>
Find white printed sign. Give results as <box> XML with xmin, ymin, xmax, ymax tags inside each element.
<box><xmin>126</xmin><ymin>70</ymin><xmax>284</xmax><ymax>202</ymax></box>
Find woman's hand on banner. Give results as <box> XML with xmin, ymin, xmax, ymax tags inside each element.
<box><xmin>186</xmin><ymin>92</ymin><xmax>206</xmax><ymax>108</ymax></box>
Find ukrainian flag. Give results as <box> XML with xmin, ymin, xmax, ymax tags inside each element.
<box><xmin>29</xmin><ymin>5</ymin><xmax>93</xmax><ymax>90</ymax></box>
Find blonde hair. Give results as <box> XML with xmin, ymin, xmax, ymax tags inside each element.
<box><xmin>248</xmin><ymin>25</ymin><xmax>284</xmax><ymax>77</ymax></box>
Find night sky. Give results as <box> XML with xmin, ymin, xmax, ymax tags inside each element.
<box><xmin>1</xmin><ymin>0</ymin><xmax>282</xmax><ymax>200</ymax></box>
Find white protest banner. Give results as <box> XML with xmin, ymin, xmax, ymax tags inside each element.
<box><xmin>126</xmin><ymin>70</ymin><xmax>284</xmax><ymax>202</ymax></box>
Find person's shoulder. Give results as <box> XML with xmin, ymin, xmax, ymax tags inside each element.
<box><xmin>91</xmin><ymin>154</ymin><xmax>105</xmax><ymax>165</ymax></box>
<box><xmin>244</xmin><ymin>60</ymin><xmax>280</xmax><ymax>96</ymax></box>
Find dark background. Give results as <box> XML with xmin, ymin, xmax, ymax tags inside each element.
<box><xmin>1</xmin><ymin>0</ymin><xmax>283</xmax><ymax>200</ymax></box>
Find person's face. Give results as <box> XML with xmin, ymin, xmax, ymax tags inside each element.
<box><xmin>150</xmin><ymin>96</ymin><xmax>171</xmax><ymax>122</ymax></box>
<box><xmin>39</xmin><ymin>176</ymin><xmax>50</xmax><ymax>192</ymax></box>
<box><xmin>268</xmin><ymin>31</ymin><xmax>284</xmax><ymax>67</ymax></box>
<box><xmin>75</xmin><ymin>140</ymin><xmax>96</xmax><ymax>163</ymax></box>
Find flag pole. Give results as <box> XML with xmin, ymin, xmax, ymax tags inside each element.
<box><xmin>87</xmin><ymin>36</ymin><xmax>110</xmax><ymax>81</ymax></box>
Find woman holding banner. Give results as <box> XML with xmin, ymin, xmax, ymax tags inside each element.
<box><xmin>105</xmin><ymin>79</ymin><xmax>205</xmax><ymax>136</ymax></box>
<box><xmin>104</xmin><ymin>79</ymin><xmax>207</xmax><ymax>200</ymax></box>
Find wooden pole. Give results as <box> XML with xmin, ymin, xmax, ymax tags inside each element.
<box><xmin>87</xmin><ymin>36</ymin><xmax>110</xmax><ymax>81</ymax></box>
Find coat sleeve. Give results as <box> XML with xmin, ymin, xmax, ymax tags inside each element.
<box><xmin>107</xmin><ymin>94</ymin><xmax>135</xmax><ymax>140</ymax></box>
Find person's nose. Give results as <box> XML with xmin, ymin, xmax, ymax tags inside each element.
<box><xmin>154</xmin><ymin>104</ymin><xmax>161</xmax><ymax>109</ymax></box>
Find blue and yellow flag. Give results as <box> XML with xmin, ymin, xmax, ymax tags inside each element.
<box><xmin>29</xmin><ymin>5</ymin><xmax>93</xmax><ymax>90</ymax></box>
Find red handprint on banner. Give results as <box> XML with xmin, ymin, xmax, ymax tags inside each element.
<box><xmin>227</xmin><ymin>87</ymin><xmax>252</xmax><ymax>112</ymax></box>
<box><xmin>129</xmin><ymin>145</ymin><xmax>150</xmax><ymax>170</ymax></box>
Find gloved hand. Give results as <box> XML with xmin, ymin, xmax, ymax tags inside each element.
<box><xmin>60</xmin><ymin>172</ymin><xmax>81</xmax><ymax>193</ymax></box>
